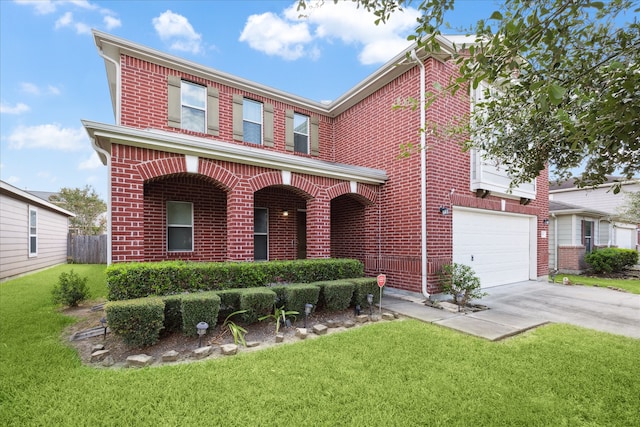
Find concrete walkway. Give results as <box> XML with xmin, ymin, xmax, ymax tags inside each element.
<box><xmin>382</xmin><ymin>281</ymin><xmax>640</xmax><ymax>340</ymax></box>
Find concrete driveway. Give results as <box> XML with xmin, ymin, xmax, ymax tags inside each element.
<box><xmin>478</xmin><ymin>281</ymin><xmax>640</xmax><ymax>338</ymax></box>
<box><xmin>384</xmin><ymin>281</ymin><xmax>640</xmax><ymax>340</ymax></box>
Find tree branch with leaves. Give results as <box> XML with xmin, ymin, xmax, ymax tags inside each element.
<box><xmin>49</xmin><ymin>185</ymin><xmax>107</xmax><ymax>235</ymax></box>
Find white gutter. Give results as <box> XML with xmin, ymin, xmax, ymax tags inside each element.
<box><xmin>411</xmin><ymin>49</ymin><xmax>429</xmax><ymax>298</ymax></box>
<box><xmin>551</xmin><ymin>213</ymin><xmax>557</xmax><ymax>270</ymax></box>
<box><xmin>97</xmin><ymin>47</ymin><xmax>121</xmax><ymax>124</ymax></box>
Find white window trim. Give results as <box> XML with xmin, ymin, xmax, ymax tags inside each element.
<box><xmin>167</xmin><ymin>201</ymin><xmax>194</xmax><ymax>252</ymax></box>
<box><xmin>293</xmin><ymin>112</ymin><xmax>310</xmax><ymax>154</ymax></box>
<box><xmin>243</xmin><ymin>98</ymin><xmax>263</xmax><ymax>145</ymax></box>
<box><xmin>28</xmin><ymin>206</ymin><xmax>38</xmax><ymax>257</ymax></box>
<box><xmin>181</xmin><ymin>81</ymin><xmax>207</xmax><ymax>133</ymax></box>
<box><xmin>254</xmin><ymin>207</ymin><xmax>269</xmax><ymax>261</ymax></box>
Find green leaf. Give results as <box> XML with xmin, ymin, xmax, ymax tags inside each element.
<box><xmin>548</xmin><ymin>84</ymin><xmax>566</xmax><ymax>105</ymax></box>
<box><xmin>489</xmin><ymin>11</ymin><xmax>503</xmax><ymax>20</ymax></box>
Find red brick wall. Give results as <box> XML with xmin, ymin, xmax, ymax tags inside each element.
<box><xmin>558</xmin><ymin>245</ymin><xmax>586</xmax><ymax>272</ymax></box>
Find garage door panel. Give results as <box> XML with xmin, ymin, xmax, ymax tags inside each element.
<box><xmin>453</xmin><ymin>209</ymin><xmax>532</xmax><ymax>288</ymax></box>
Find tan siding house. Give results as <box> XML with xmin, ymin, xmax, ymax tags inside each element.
<box><xmin>0</xmin><ymin>181</ymin><xmax>75</xmax><ymax>281</ymax></box>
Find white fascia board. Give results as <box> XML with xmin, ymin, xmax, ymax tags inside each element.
<box><xmin>0</xmin><ymin>181</ymin><xmax>76</xmax><ymax>217</ymax></box>
<box><xmin>82</xmin><ymin>121</ymin><xmax>388</xmax><ymax>185</ymax></box>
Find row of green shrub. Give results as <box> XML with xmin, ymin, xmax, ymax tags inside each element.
<box><xmin>105</xmin><ymin>259</ymin><xmax>365</xmax><ymax>300</ymax></box>
<box><xmin>104</xmin><ymin>277</ymin><xmax>381</xmax><ymax>347</ymax></box>
<box><xmin>585</xmin><ymin>248</ymin><xmax>639</xmax><ymax>274</ymax></box>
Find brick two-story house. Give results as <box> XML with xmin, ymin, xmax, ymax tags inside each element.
<box><xmin>83</xmin><ymin>30</ymin><xmax>549</xmax><ymax>296</ymax></box>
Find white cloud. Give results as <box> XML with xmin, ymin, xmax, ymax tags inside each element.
<box><xmin>47</xmin><ymin>85</ymin><xmax>61</xmax><ymax>95</ymax></box>
<box><xmin>5</xmin><ymin>175</ymin><xmax>20</xmax><ymax>184</ymax></box>
<box><xmin>152</xmin><ymin>10</ymin><xmax>203</xmax><ymax>55</ymax></box>
<box><xmin>20</xmin><ymin>82</ymin><xmax>61</xmax><ymax>96</ymax></box>
<box><xmin>78</xmin><ymin>152</ymin><xmax>103</xmax><ymax>170</ymax></box>
<box><xmin>0</xmin><ymin>102</ymin><xmax>30</xmax><ymax>114</ymax></box>
<box><xmin>14</xmin><ymin>0</ymin><xmax>57</xmax><ymax>15</ymax></box>
<box><xmin>55</xmin><ymin>11</ymin><xmax>74</xmax><ymax>28</ymax></box>
<box><xmin>103</xmin><ymin>15</ymin><xmax>121</xmax><ymax>30</ymax></box>
<box><xmin>240</xmin><ymin>12</ymin><xmax>312</xmax><ymax>61</ymax></box>
<box><xmin>240</xmin><ymin>1</ymin><xmax>419</xmax><ymax>64</ymax></box>
<box><xmin>7</xmin><ymin>124</ymin><xmax>87</xmax><ymax>151</ymax></box>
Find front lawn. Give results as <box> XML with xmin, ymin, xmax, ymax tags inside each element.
<box><xmin>552</xmin><ymin>273</ymin><xmax>640</xmax><ymax>294</ymax></box>
<box><xmin>1</xmin><ymin>265</ymin><xmax>639</xmax><ymax>426</ymax></box>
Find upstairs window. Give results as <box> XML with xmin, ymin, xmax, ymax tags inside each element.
<box><xmin>29</xmin><ymin>207</ymin><xmax>37</xmax><ymax>257</ymax></box>
<box><xmin>293</xmin><ymin>113</ymin><xmax>309</xmax><ymax>154</ymax></box>
<box><xmin>167</xmin><ymin>201</ymin><xmax>193</xmax><ymax>252</ymax></box>
<box><xmin>181</xmin><ymin>81</ymin><xmax>206</xmax><ymax>133</ymax></box>
<box><xmin>243</xmin><ymin>99</ymin><xmax>263</xmax><ymax>145</ymax></box>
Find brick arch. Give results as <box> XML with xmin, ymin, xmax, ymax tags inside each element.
<box><xmin>327</xmin><ymin>182</ymin><xmax>377</xmax><ymax>205</ymax></box>
<box><xmin>290</xmin><ymin>174</ymin><xmax>320</xmax><ymax>199</ymax></box>
<box><xmin>198</xmin><ymin>159</ymin><xmax>239</xmax><ymax>191</ymax></box>
<box><xmin>248</xmin><ymin>171</ymin><xmax>282</xmax><ymax>192</ymax></box>
<box><xmin>135</xmin><ymin>156</ymin><xmax>186</xmax><ymax>181</ymax></box>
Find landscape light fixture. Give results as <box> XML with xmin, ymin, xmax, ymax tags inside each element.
<box><xmin>196</xmin><ymin>322</ymin><xmax>209</xmax><ymax>348</ymax></box>
<box><xmin>367</xmin><ymin>293</ymin><xmax>374</xmax><ymax>316</ymax></box>
<box><xmin>304</xmin><ymin>303</ymin><xmax>313</xmax><ymax>328</ymax></box>
<box><xmin>100</xmin><ymin>317</ymin><xmax>108</xmax><ymax>340</ymax></box>
<box><xmin>439</xmin><ymin>206</ymin><xmax>450</xmax><ymax>215</ymax></box>
<box><xmin>355</xmin><ymin>304</ymin><xmax>361</xmax><ymax>316</ymax></box>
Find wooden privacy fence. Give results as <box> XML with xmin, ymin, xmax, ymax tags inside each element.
<box><xmin>68</xmin><ymin>234</ymin><xmax>107</xmax><ymax>264</ymax></box>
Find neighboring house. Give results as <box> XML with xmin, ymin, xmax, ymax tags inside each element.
<box><xmin>83</xmin><ymin>31</ymin><xmax>549</xmax><ymax>294</ymax></box>
<box><xmin>549</xmin><ymin>177</ymin><xmax>640</xmax><ymax>273</ymax></box>
<box><xmin>0</xmin><ymin>180</ymin><xmax>75</xmax><ymax>281</ymax></box>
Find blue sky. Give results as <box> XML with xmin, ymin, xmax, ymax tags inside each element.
<box><xmin>0</xmin><ymin>0</ymin><xmax>498</xmax><ymax>200</ymax></box>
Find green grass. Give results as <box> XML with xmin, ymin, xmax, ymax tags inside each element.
<box><xmin>552</xmin><ymin>274</ymin><xmax>640</xmax><ymax>294</ymax></box>
<box><xmin>2</xmin><ymin>265</ymin><xmax>639</xmax><ymax>426</ymax></box>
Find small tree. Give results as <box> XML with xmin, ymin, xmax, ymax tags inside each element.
<box><xmin>52</xmin><ymin>270</ymin><xmax>90</xmax><ymax>307</ymax></box>
<box><xmin>438</xmin><ymin>263</ymin><xmax>486</xmax><ymax>307</ymax></box>
<box><xmin>617</xmin><ymin>191</ymin><xmax>640</xmax><ymax>224</ymax></box>
<box><xmin>49</xmin><ymin>185</ymin><xmax>106</xmax><ymax>235</ymax></box>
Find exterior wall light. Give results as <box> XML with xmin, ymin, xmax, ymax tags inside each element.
<box><xmin>282</xmin><ymin>210</ymin><xmax>289</xmax><ymax>216</ymax></box>
<box><xmin>439</xmin><ymin>206</ymin><xmax>450</xmax><ymax>215</ymax></box>
<box><xmin>196</xmin><ymin>321</ymin><xmax>209</xmax><ymax>348</ymax></box>
<box><xmin>543</xmin><ymin>218</ymin><xmax>550</xmax><ymax>225</ymax></box>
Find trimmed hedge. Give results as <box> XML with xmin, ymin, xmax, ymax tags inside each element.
<box><xmin>349</xmin><ymin>277</ymin><xmax>382</xmax><ymax>308</ymax></box>
<box><xmin>215</xmin><ymin>289</ymin><xmax>243</xmax><ymax>324</ymax></box>
<box><xmin>106</xmin><ymin>259</ymin><xmax>364</xmax><ymax>300</ymax></box>
<box><xmin>270</xmin><ymin>284</ymin><xmax>320</xmax><ymax>315</ymax></box>
<box><xmin>161</xmin><ymin>294</ymin><xmax>183</xmax><ymax>334</ymax></box>
<box><xmin>239</xmin><ymin>288</ymin><xmax>276</xmax><ymax>324</ymax></box>
<box><xmin>585</xmin><ymin>248</ymin><xmax>639</xmax><ymax>273</ymax></box>
<box><xmin>181</xmin><ymin>292</ymin><xmax>221</xmax><ymax>337</ymax></box>
<box><xmin>315</xmin><ymin>280</ymin><xmax>355</xmax><ymax>311</ymax></box>
<box><xmin>105</xmin><ymin>297</ymin><xmax>165</xmax><ymax>347</ymax></box>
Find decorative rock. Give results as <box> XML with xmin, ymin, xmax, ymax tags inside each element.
<box><xmin>356</xmin><ymin>314</ymin><xmax>369</xmax><ymax>323</ymax></box>
<box><xmin>325</xmin><ymin>320</ymin><xmax>342</xmax><ymax>328</ymax></box>
<box><xmin>275</xmin><ymin>333</ymin><xmax>285</xmax><ymax>343</ymax></box>
<box><xmin>369</xmin><ymin>315</ymin><xmax>380</xmax><ymax>322</ymax></box>
<box><xmin>193</xmin><ymin>346</ymin><xmax>212</xmax><ymax>359</ymax></box>
<box><xmin>245</xmin><ymin>341</ymin><xmax>260</xmax><ymax>348</ymax></box>
<box><xmin>91</xmin><ymin>344</ymin><xmax>105</xmax><ymax>352</ymax></box>
<box><xmin>102</xmin><ymin>355</ymin><xmax>115</xmax><ymax>367</ymax></box>
<box><xmin>90</xmin><ymin>349</ymin><xmax>110</xmax><ymax>363</ymax></box>
<box><xmin>439</xmin><ymin>302</ymin><xmax>461</xmax><ymax>313</ymax></box>
<box><xmin>162</xmin><ymin>350</ymin><xmax>180</xmax><ymax>362</ymax></box>
<box><xmin>221</xmin><ymin>344</ymin><xmax>238</xmax><ymax>355</ymax></box>
<box><xmin>295</xmin><ymin>328</ymin><xmax>308</xmax><ymax>339</ymax></box>
<box><xmin>126</xmin><ymin>354</ymin><xmax>153</xmax><ymax>367</ymax></box>
<box><xmin>312</xmin><ymin>324</ymin><xmax>328</xmax><ymax>335</ymax></box>
<box><xmin>343</xmin><ymin>320</ymin><xmax>356</xmax><ymax>328</ymax></box>
<box><xmin>382</xmin><ymin>312</ymin><xmax>395</xmax><ymax>321</ymax></box>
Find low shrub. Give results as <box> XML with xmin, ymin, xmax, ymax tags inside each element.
<box><xmin>105</xmin><ymin>297</ymin><xmax>165</xmax><ymax>347</ymax></box>
<box><xmin>239</xmin><ymin>288</ymin><xmax>276</xmax><ymax>324</ymax></box>
<box><xmin>315</xmin><ymin>280</ymin><xmax>355</xmax><ymax>311</ymax></box>
<box><xmin>438</xmin><ymin>263</ymin><xmax>486</xmax><ymax>306</ymax></box>
<box><xmin>181</xmin><ymin>292</ymin><xmax>221</xmax><ymax>337</ymax></box>
<box><xmin>106</xmin><ymin>259</ymin><xmax>364</xmax><ymax>300</ymax></box>
<box><xmin>215</xmin><ymin>289</ymin><xmax>243</xmax><ymax>324</ymax></box>
<box><xmin>161</xmin><ymin>295</ymin><xmax>183</xmax><ymax>334</ymax></box>
<box><xmin>282</xmin><ymin>284</ymin><xmax>320</xmax><ymax>314</ymax></box>
<box><xmin>585</xmin><ymin>248</ymin><xmax>639</xmax><ymax>274</ymax></box>
<box><xmin>51</xmin><ymin>269</ymin><xmax>90</xmax><ymax>307</ymax></box>
<box><xmin>349</xmin><ymin>277</ymin><xmax>381</xmax><ymax>309</ymax></box>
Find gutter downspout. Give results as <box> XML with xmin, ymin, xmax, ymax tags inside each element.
<box><xmin>551</xmin><ymin>213</ymin><xmax>557</xmax><ymax>270</ymax></box>
<box><xmin>96</xmin><ymin>47</ymin><xmax>120</xmax><ymax>265</ymax></box>
<box><xmin>411</xmin><ymin>49</ymin><xmax>429</xmax><ymax>298</ymax></box>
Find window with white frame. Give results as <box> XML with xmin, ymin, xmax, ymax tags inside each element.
<box><xmin>254</xmin><ymin>208</ymin><xmax>268</xmax><ymax>261</ymax></box>
<box><xmin>28</xmin><ymin>207</ymin><xmax>37</xmax><ymax>256</ymax></box>
<box><xmin>167</xmin><ymin>201</ymin><xmax>193</xmax><ymax>252</ymax></box>
<box><xmin>181</xmin><ymin>81</ymin><xmax>206</xmax><ymax>133</ymax></box>
<box><xmin>243</xmin><ymin>99</ymin><xmax>263</xmax><ymax>144</ymax></box>
<box><xmin>293</xmin><ymin>113</ymin><xmax>309</xmax><ymax>154</ymax></box>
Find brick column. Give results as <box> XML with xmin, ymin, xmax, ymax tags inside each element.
<box><xmin>306</xmin><ymin>195</ymin><xmax>331</xmax><ymax>258</ymax></box>
<box><xmin>226</xmin><ymin>184</ymin><xmax>254</xmax><ymax>261</ymax></box>
<box><xmin>111</xmin><ymin>150</ymin><xmax>144</xmax><ymax>262</ymax></box>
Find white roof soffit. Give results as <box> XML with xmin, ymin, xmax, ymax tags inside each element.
<box><xmin>82</xmin><ymin>120</ymin><xmax>388</xmax><ymax>185</ymax></box>
<box><xmin>0</xmin><ymin>181</ymin><xmax>75</xmax><ymax>217</ymax></box>
<box><xmin>92</xmin><ymin>30</ymin><xmax>457</xmax><ymax>119</ymax></box>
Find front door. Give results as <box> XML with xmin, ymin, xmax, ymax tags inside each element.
<box><xmin>296</xmin><ymin>210</ymin><xmax>306</xmax><ymax>259</ymax></box>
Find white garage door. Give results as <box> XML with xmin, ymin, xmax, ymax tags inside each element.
<box><xmin>615</xmin><ymin>225</ymin><xmax>636</xmax><ymax>250</ymax></box>
<box><xmin>453</xmin><ymin>208</ymin><xmax>533</xmax><ymax>288</ymax></box>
